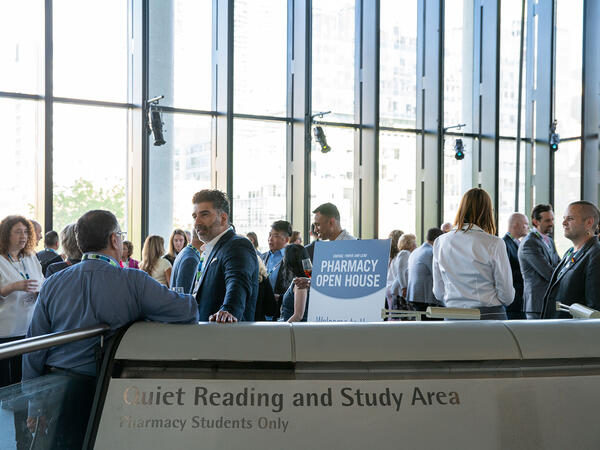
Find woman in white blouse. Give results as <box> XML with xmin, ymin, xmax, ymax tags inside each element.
<box><xmin>432</xmin><ymin>188</ymin><xmax>514</xmax><ymax>319</ymax></box>
<box><xmin>387</xmin><ymin>233</ymin><xmax>417</xmax><ymax>309</ymax></box>
<box><xmin>0</xmin><ymin>215</ymin><xmax>44</xmax><ymax>387</ymax></box>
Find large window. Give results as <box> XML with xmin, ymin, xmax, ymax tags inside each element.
<box><xmin>379</xmin><ymin>0</ymin><xmax>417</xmax><ymax>128</ymax></box>
<box><xmin>312</xmin><ymin>0</ymin><xmax>355</xmax><ymax>123</ymax></box>
<box><xmin>234</xmin><ymin>0</ymin><xmax>287</xmax><ymax>116</ymax></box>
<box><xmin>233</xmin><ymin>120</ymin><xmax>286</xmax><ymax>251</ymax></box>
<box><xmin>53</xmin><ymin>104</ymin><xmax>128</xmax><ymax>234</ymax></box>
<box><xmin>0</xmin><ymin>99</ymin><xmax>44</xmax><ymax>219</ymax></box>
<box><xmin>53</xmin><ymin>0</ymin><xmax>128</xmax><ymax>102</ymax></box>
<box><xmin>0</xmin><ymin>1</ymin><xmax>44</xmax><ymax>95</ymax></box>
<box><xmin>149</xmin><ymin>0</ymin><xmax>212</xmax><ymax>110</ymax></box>
<box><xmin>379</xmin><ymin>132</ymin><xmax>417</xmax><ymax>236</ymax></box>
<box><xmin>554</xmin><ymin>140</ymin><xmax>581</xmax><ymax>255</ymax></box>
<box><xmin>311</xmin><ymin>127</ymin><xmax>355</xmax><ymax>235</ymax></box>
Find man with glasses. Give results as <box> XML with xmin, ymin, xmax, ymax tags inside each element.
<box><xmin>22</xmin><ymin>209</ymin><xmax>198</xmax><ymax>446</ymax></box>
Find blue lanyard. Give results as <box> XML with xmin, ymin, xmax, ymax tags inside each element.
<box><xmin>187</xmin><ymin>244</ymin><xmax>202</xmax><ymax>259</ymax></box>
<box><xmin>195</xmin><ymin>255</ymin><xmax>206</xmax><ymax>282</ymax></box>
<box><xmin>82</xmin><ymin>253</ymin><xmax>119</xmax><ymax>268</ymax></box>
<box><xmin>6</xmin><ymin>254</ymin><xmax>29</xmax><ymax>280</ymax></box>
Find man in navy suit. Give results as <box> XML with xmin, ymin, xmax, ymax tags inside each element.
<box><xmin>192</xmin><ymin>189</ymin><xmax>258</xmax><ymax>323</ymax></box>
<box><xmin>502</xmin><ymin>213</ymin><xmax>529</xmax><ymax>319</ymax></box>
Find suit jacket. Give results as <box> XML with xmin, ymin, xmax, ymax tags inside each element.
<box><xmin>518</xmin><ymin>231</ymin><xmax>560</xmax><ymax>314</ymax></box>
<box><xmin>406</xmin><ymin>243</ymin><xmax>439</xmax><ymax>305</ymax></box>
<box><xmin>37</xmin><ymin>249</ymin><xmax>63</xmax><ymax>275</ymax></box>
<box><xmin>261</xmin><ymin>249</ymin><xmax>289</xmax><ymax>297</ymax></box>
<box><xmin>195</xmin><ymin>229</ymin><xmax>258</xmax><ymax>321</ymax></box>
<box><xmin>502</xmin><ymin>234</ymin><xmax>524</xmax><ymax>315</ymax></box>
<box><xmin>542</xmin><ymin>237</ymin><xmax>600</xmax><ymax>319</ymax></box>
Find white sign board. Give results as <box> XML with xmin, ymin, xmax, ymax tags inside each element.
<box><xmin>308</xmin><ymin>240</ymin><xmax>390</xmax><ymax>322</ymax></box>
<box><xmin>95</xmin><ymin>376</ymin><xmax>600</xmax><ymax>449</ymax></box>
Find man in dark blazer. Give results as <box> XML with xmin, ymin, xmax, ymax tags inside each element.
<box><xmin>502</xmin><ymin>213</ymin><xmax>529</xmax><ymax>319</ymax></box>
<box><xmin>37</xmin><ymin>230</ymin><xmax>63</xmax><ymax>274</ymax></box>
<box><xmin>518</xmin><ymin>204</ymin><xmax>561</xmax><ymax>319</ymax></box>
<box><xmin>193</xmin><ymin>189</ymin><xmax>258</xmax><ymax>323</ymax></box>
<box><xmin>261</xmin><ymin>220</ymin><xmax>292</xmax><ymax>311</ymax></box>
<box><xmin>542</xmin><ymin>201</ymin><xmax>600</xmax><ymax>319</ymax></box>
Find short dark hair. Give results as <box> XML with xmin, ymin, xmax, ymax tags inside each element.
<box><xmin>531</xmin><ymin>204</ymin><xmax>553</xmax><ymax>222</ymax></box>
<box><xmin>569</xmin><ymin>200</ymin><xmax>600</xmax><ymax>230</ymax></box>
<box><xmin>313</xmin><ymin>202</ymin><xmax>340</xmax><ymax>221</ymax></box>
<box><xmin>76</xmin><ymin>210</ymin><xmax>119</xmax><ymax>253</ymax></box>
<box><xmin>426</xmin><ymin>227</ymin><xmax>444</xmax><ymax>242</ymax></box>
<box><xmin>271</xmin><ymin>220</ymin><xmax>292</xmax><ymax>237</ymax></box>
<box><xmin>192</xmin><ymin>189</ymin><xmax>230</xmax><ymax>221</ymax></box>
<box><xmin>44</xmin><ymin>230</ymin><xmax>59</xmax><ymax>247</ymax></box>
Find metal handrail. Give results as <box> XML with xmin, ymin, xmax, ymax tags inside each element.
<box><xmin>0</xmin><ymin>324</ymin><xmax>110</xmax><ymax>360</ymax></box>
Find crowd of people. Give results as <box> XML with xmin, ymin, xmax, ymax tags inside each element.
<box><xmin>0</xmin><ymin>186</ymin><xmax>599</xmax><ymax>445</ymax></box>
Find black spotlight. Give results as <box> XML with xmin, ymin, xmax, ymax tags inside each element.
<box><xmin>148</xmin><ymin>107</ymin><xmax>166</xmax><ymax>146</ymax></box>
<box><xmin>549</xmin><ymin>119</ymin><xmax>559</xmax><ymax>151</ymax></box>
<box><xmin>454</xmin><ymin>138</ymin><xmax>465</xmax><ymax>160</ymax></box>
<box><xmin>314</xmin><ymin>126</ymin><xmax>331</xmax><ymax>153</ymax></box>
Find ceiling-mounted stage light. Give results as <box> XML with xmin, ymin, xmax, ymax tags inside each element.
<box><xmin>550</xmin><ymin>120</ymin><xmax>559</xmax><ymax>152</ymax></box>
<box><xmin>147</xmin><ymin>95</ymin><xmax>166</xmax><ymax>146</ymax></box>
<box><xmin>314</xmin><ymin>126</ymin><xmax>331</xmax><ymax>153</ymax></box>
<box><xmin>454</xmin><ymin>138</ymin><xmax>465</xmax><ymax>160</ymax></box>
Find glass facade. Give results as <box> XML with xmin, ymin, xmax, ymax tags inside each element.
<box><xmin>0</xmin><ymin>0</ymin><xmax>592</xmax><ymax>252</ymax></box>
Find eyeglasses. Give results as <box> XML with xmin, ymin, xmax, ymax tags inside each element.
<box><xmin>114</xmin><ymin>230</ymin><xmax>127</xmax><ymax>238</ymax></box>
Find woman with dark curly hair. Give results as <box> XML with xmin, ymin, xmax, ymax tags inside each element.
<box><xmin>0</xmin><ymin>215</ymin><xmax>44</xmax><ymax>387</ymax></box>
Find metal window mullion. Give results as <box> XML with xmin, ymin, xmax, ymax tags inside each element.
<box><xmin>44</xmin><ymin>0</ymin><xmax>53</xmax><ymax>232</ymax></box>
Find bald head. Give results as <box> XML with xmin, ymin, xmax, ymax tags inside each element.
<box><xmin>507</xmin><ymin>213</ymin><xmax>529</xmax><ymax>239</ymax></box>
<box><xmin>440</xmin><ymin>222</ymin><xmax>452</xmax><ymax>233</ymax></box>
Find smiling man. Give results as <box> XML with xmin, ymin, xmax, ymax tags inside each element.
<box><xmin>192</xmin><ymin>189</ymin><xmax>258</xmax><ymax>323</ymax></box>
<box><xmin>542</xmin><ymin>201</ymin><xmax>600</xmax><ymax>319</ymax></box>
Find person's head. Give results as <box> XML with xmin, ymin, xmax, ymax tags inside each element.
<box><xmin>283</xmin><ymin>244</ymin><xmax>310</xmax><ymax>278</ymax></box>
<box><xmin>507</xmin><ymin>212</ymin><xmax>529</xmax><ymax>239</ymax></box>
<box><xmin>122</xmin><ymin>240</ymin><xmax>134</xmax><ymax>260</ymax></box>
<box><xmin>440</xmin><ymin>222</ymin><xmax>452</xmax><ymax>233</ymax></box>
<box><xmin>140</xmin><ymin>235</ymin><xmax>166</xmax><ymax>274</ymax></box>
<box><xmin>398</xmin><ymin>233</ymin><xmax>417</xmax><ymax>252</ymax></box>
<box><xmin>192</xmin><ymin>189</ymin><xmax>231</xmax><ymax>242</ymax></box>
<box><xmin>454</xmin><ymin>188</ymin><xmax>496</xmax><ymax>235</ymax></box>
<box><xmin>313</xmin><ymin>202</ymin><xmax>342</xmax><ymax>240</ymax></box>
<box><xmin>0</xmin><ymin>215</ymin><xmax>36</xmax><ymax>257</ymax></box>
<box><xmin>75</xmin><ymin>210</ymin><xmax>124</xmax><ymax>260</ymax></box>
<box><xmin>60</xmin><ymin>224</ymin><xmax>82</xmax><ymax>260</ymax></box>
<box><xmin>44</xmin><ymin>230</ymin><xmax>59</xmax><ymax>250</ymax></box>
<box><xmin>246</xmin><ymin>232</ymin><xmax>259</xmax><ymax>249</ymax></box>
<box><xmin>290</xmin><ymin>231</ymin><xmax>302</xmax><ymax>245</ymax></box>
<box><xmin>562</xmin><ymin>201</ymin><xmax>600</xmax><ymax>245</ymax></box>
<box><xmin>168</xmin><ymin>229</ymin><xmax>188</xmax><ymax>256</ymax></box>
<box><xmin>426</xmin><ymin>228</ymin><xmax>444</xmax><ymax>244</ymax></box>
<box><xmin>268</xmin><ymin>220</ymin><xmax>292</xmax><ymax>251</ymax></box>
<box><xmin>531</xmin><ymin>204</ymin><xmax>554</xmax><ymax>235</ymax></box>
<box><xmin>184</xmin><ymin>230</ymin><xmax>192</xmax><ymax>242</ymax></box>
<box><xmin>388</xmin><ymin>230</ymin><xmax>404</xmax><ymax>260</ymax></box>
<box><xmin>310</xmin><ymin>223</ymin><xmax>319</xmax><ymax>239</ymax></box>
<box><xmin>30</xmin><ymin>220</ymin><xmax>42</xmax><ymax>247</ymax></box>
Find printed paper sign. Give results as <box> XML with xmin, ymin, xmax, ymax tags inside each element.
<box><xmin>308</xmin><ymin>239</ymin><xmax>390</xmax><ymax>322</ymax></box>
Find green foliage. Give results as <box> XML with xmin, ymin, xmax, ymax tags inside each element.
<box><xmin>53</xmin><ymin>178</ymin><xmax>125</xmax><ymax>233</ymax></box>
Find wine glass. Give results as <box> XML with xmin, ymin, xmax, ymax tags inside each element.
<box><xmin>302</xmin><ymin>258</ymin><xmax>312</xmax><ymax>278</ymax></box>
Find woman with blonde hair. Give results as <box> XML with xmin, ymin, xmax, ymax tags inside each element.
<box><xmin>387</xmin><ymin>233</ymin><xmax>416</xmax><ymax>310</ymax></box>
<box><xmin>140</xmin><ymin>235</ymin><xmax>172</xmax><ymax>287</ymax></box>
<box><xmin>432</xmin><ymin>188</ymin><xmax>514</xmax><ymax>319</ymax></box>
<box><xmin>164</xmin><ymin>229</ymin><xmax>188</xmax><ymax>265</ymax></box>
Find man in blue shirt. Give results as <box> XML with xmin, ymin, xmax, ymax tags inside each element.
<box><xmin>406</xmin><ymin>227</ymin><xmax>444</xmax><ymax>315</ymax></box>
<box><xmin>22</xmin><ymin>210</ymin><xmax>199</xmax><ymax>444</ymax></box>
<box><xmin>23</xmin><ymin>210</ymin><xmax>199</xmax><ymax>381</ymax></box>
<box><xmin>261</xmin><ymin>221</ymin><xmax>292</xmax><ymax>317</ymax></box>
<box><xmin>170</xmin><ymin>229</ymin><xmax>204</xmax><ymax>294</ymax></box>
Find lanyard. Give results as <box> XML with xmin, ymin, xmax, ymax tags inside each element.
<box><xmin>533</xmin><ymin>230</ymin><xmax>551</xmax><ymax>248</ymax></box>
<box><xmin>6</xmin><ymin>254</ymin><xmax>30</xmax><ymax>280</ymax></box>
<box><xmin>82</xmin><ymin>253</ymin><xmax>120</xmax><ymax>268</ymax></box>
<box><xmin>195</xmin><ymin>255</ymin><xmax>206</xmax><ymax>282</ymax></box>
<box><xmin>187</xmin><ymin>244</ymin><xmax>202</xmax><ymax>259</ymax></box>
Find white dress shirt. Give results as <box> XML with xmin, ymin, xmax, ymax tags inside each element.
<box><xmin>432</xmin><ymin>224</ymin><xmax>514</xmax><ymax>308</ymax></box>
<box><xmin>334</xmin><ymin>229</ymin><xmax>357</xmax><ymax>240</ymax></box>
